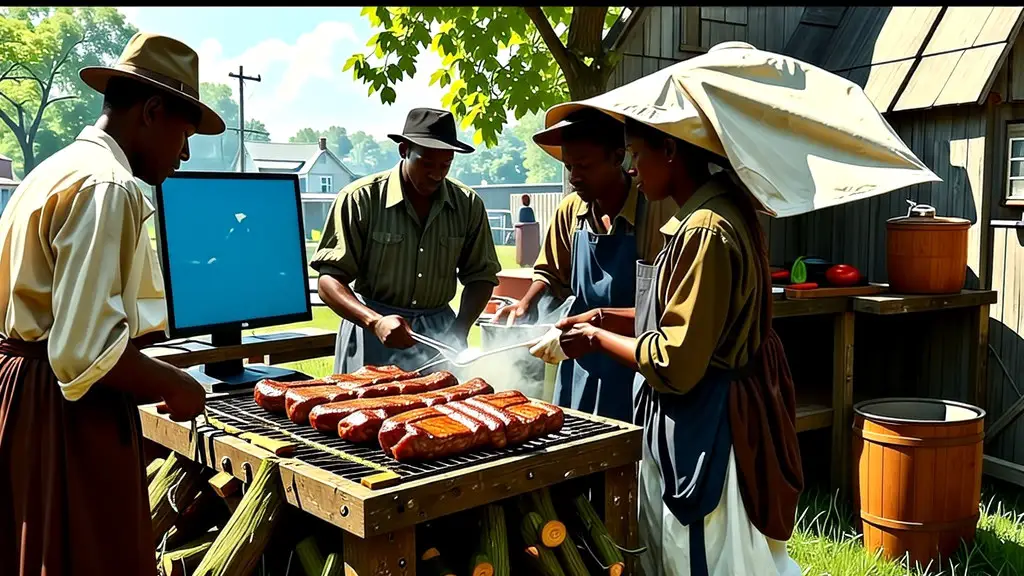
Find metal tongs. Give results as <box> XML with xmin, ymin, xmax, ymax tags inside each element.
<box><xmin>409</xmin><ymin>329</ymin><xmax>547</xmax><ymax>372</ymax></box>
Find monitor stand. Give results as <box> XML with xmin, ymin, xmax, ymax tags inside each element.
<box><xmin>188</xmin><ymin>330</ymin><xmax>310</xmax><ymax>393</ymax></box>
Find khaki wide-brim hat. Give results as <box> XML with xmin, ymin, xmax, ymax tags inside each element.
<box><xmin>536</xmin><ymin>41</ymin><xmax>940</xmax><ymax>218</ymax></box>
<box><xmin>79</xmin><ymin>32</ymin><xmax>225</xmax><ymax>135</ymax></box>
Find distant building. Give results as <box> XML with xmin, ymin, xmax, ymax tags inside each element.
<box><xmin>233</xmin><ymin>137</ymin><xmax>359</xmax><ymax>194</ymax></box>
<box><xmin>0</xmin><ymin>154</ymin><xmax>20</xmax><ymax>215</ymax></box>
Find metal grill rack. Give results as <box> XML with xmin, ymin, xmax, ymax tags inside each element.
<box><xmin>203</xmin><ymin>394</ymin><xmax>623</xmax><ymax>487</ymax></box>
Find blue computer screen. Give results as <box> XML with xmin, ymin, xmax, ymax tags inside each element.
<box><xmin>158</xmin><ymin>174</ymin><xmax>309</xmax><ymax>331</ymax></box>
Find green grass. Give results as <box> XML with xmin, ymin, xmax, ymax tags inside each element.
<box><xmin>791</xmin><ymin>486</ymin><xmax>1024</xmax><ymax>575</ymax></box>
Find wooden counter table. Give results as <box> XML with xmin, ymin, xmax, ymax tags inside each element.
<box><xmin>144</xmin><ymin>327</ymin><xmax>336</xmax><ymax>368</ymax></box>
<box><xmin>769</xmin><ymin>289</ymin><xmax>996</xmax><ymax>497</ymax></box>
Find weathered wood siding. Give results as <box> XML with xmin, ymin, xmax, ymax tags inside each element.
<box><xmin>981</xmin><ymin>96</ymin><xmax>1024</xmax><ymax>464</ymax></box>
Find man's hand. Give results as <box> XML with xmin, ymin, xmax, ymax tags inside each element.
<box><xmin>559</xmin><ymin>323</ymin><xmax>601</xmax><ymax>359</ymax></box>
<box><xmin>556</xmin><ymin>308</ymin><xmax>603</xmax><ymax>332</ymax></box>
<box><xmin>157</xmin><ymin>369</ymin><xmax>206</xmax><ymax>421</ymax></box>
<box><xmin>492</xmin><ymin>300</ymin><xmax>531</xmax><ymax>327</ymax></box>
<box><xmin>371</xmin><ymin>315</ymin><xmax>416</xmax><ymax>349</ymax></box>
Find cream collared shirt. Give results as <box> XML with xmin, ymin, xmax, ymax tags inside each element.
<box><xmin>0</xmin><ymin>125</ymin><xmax>167</xmax><ymax>401</ymax></box>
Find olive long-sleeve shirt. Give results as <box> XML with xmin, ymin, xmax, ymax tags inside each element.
<box><xmin>532</xmin><ymin>178</ymin><xmax>678</xmax><ymax>300</ymax></box>
<box><xmin>635</xmin><ymin>174</ymin><xmax>764</xmax><ymax>395</ymax></box>
<box><xmin>310</xmin><ymin>165</ymin><xmax>500</xmax><ymax>310</ymax></box>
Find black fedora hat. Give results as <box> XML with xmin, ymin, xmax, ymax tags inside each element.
<box><xmin>388</xmin><ymin>108</ymin><xmax>475</xmax><ymax>154</ymax></box>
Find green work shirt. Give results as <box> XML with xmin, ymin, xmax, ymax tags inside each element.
<box><xmin>310</xmin><ymin>164</ymin><xmax>500</xmax><ymax>310</ymax></box>
<box><xmin>635</xmin><ymin>173</ymin><xmax>763</xmax><ymax>395</ymax></box>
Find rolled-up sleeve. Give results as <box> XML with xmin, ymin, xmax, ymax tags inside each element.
<box><xmin>531</xmin><ymin>196</ymin><xmax>576</xmax><ymax>299</ymax></box>
<box><xmin>310</xmin><ymin>191</ymin><xmax>365</xmax><ymax>282</ymax></box>
<box><xmin>456</xmin><ymin>196</ymin><xmax>500</xmax><ymax>286</ymax></box>
<box><xmin>49</xmin><ymin>183</ymin><xmax>142</xmax><ymax>401</ymax></box>
<box><xmin>635</xmin><ymin>226</ymin><xmax>735</xmax><ymax>395</ymax></box>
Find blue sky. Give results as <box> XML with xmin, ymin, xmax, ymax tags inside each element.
<box><xmin>118</xmin><ymin>7</ymin><xmax>452</xmax><ymax>142</ymax></box>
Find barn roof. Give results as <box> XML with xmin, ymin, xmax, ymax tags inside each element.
<box><xmin>784</xmin><ymin>6</ymin><xmax>1024</xmax><ymax>113</ymax></box>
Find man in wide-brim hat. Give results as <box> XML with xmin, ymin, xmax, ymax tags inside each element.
<box><xmin>0</xmin><ymin>32</ymin><xmax>221</xmax><ymax>575</ymax></box>
<box><xmin>312</xmin><ymin>108</ymin><xmax>500</xmax><ymax>375</ymax></box>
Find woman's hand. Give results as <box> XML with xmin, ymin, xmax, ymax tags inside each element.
<box><xmin>556</xmin><ymin>308</ymin><xmax>603</xmax><ymax>332</ymax></box>
<box><xmin>559</xmin><ymin>323</ymin><xmax>601</xmax><ymax>359</ymax></box>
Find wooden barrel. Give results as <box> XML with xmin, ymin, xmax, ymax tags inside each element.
<box><xmin>853</xmin><ymin>398</ymin><xmax>984</xmax><ymax>567</ymax></box>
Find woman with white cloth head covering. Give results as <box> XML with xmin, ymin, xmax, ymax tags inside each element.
<box><xmin>545</xmin><ymin>41</ymin><xmax>939</xmax><ymax>575</ymax></box>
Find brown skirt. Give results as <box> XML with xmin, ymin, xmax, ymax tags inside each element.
<box><xmin>0</xmin><ymin>339</ymin><xmax>156</xmax><ymax>576</ymax></box>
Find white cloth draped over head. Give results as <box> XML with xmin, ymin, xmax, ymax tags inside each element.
<box><xmin>537</xmin><ymin>41</ymin><xmax>941</xmax><ymax>218</ymax></box>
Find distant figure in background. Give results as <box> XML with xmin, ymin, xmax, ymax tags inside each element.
<box><xmin>518</xmin><ymin>193</ymin><xmax>536</xmax><ymax>223</ymax></box>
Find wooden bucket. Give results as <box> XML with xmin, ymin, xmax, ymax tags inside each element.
<box><xmin>853</xmin><ymin>398</ymin><xmax>985</xmax><ymax>567</ymax></box>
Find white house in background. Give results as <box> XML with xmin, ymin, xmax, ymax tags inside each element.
<box><xmin>233</xmin><ymin>137</ymin><xmax>359</xmax><ymax>194</ymax></box>
<box><xmin>0</xmin><ymin>154</ymin><xmax>20</xmax><ymax>215</ymax></box>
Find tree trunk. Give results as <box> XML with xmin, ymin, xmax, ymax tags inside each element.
<box><xmin>565</xmin><ymin>68</ymin><xmax>610</xmax><ymax>101</ymax></box>
<box><xmin>18</xmin><ymin>135</ymin><xmax>35</xmax><ymax>175</ymax></box>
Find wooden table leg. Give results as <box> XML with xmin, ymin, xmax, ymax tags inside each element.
<box><xmin>343</xmin><ymin>527</ymin><xmax>416</xmax><ymax>576</ymax></box>
<box><xmin>831</xmin><ymin>311</ymin><xmax>855</xmax><ymax>498</ymax></box>
<box><xmin>604</xmin><ymin>464</ymin><xmax>640</xmax><ymax>575</ymax></box>
<box><xmin>968</xmin><ymin>304</ymin><xmax>991</xmax><ymax>412</ymax></box>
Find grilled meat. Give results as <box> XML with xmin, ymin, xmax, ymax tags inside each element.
<box><xmin>379</xmin><ymin>392</ymin><xmax>564</xmax><ymax>462</ymax></box>
<box><xmin>285</xmin><ymin>371</ymin><xmax>455</xmax><ymax>424</ymax></box>
<box><xmin>253</xmin><ymin>365</ymin><xmax>415</xmax><ymax>412</ymax></box>
<box><xmin>333</xmin><ymin>379</ymin><xmax>494</xmax><ymax>441</ymax></box>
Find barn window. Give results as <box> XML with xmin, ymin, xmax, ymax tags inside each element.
<box><xmin>320</xmin><ymin>176</ymin><xmax>333</xmax><ymax>193</ymax></box>
<box><xmin>1007</xmin><ymin>123</ymin><xmax>1024</xmax><ymax>201</ymax></box>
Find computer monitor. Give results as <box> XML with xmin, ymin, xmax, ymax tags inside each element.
<box><xmin>155</xmin><ymin>171</ymin><xmax>313</xmax><ymax>387</ymax></box>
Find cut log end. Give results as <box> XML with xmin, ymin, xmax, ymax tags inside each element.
<box><xmin>540</xmin><ymin>520</ymin><xmax>566</xmax><ymax>548</ymax></box>
<box><xmin>471</xmin><ymin>563</ymin><xmax>495</xmax><ymax>576</ymax></box>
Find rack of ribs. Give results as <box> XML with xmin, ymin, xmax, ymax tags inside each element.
<box><xmin>332</xmin><ymin>379</ymin><xmax>494</xmax><ymax>441</ymax></box>
<box><xmin>284</xmin><ymin>371</ymin><xmax>458</xmax><ymax>424</ymax></box>
<box><xmin>378</xmin><ymin>391</ymin><xmax>565</xmax><ymax>462</ymax></box>
<box><xmin>253</xmin><ymin>365</ymin><xmax>416</xmax><ymax>412</ymax></box>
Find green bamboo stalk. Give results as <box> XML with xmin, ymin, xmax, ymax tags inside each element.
<box><xmin>192</xmin><ymin>458</ymin><xmax>285</xmax><ymax>576</ymax></box>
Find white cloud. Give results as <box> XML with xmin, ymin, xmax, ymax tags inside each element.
<box><xmin>197</xmin><ymin>21</ymin><xmax>358</xmax><ymax>102</ymax></box>
<box><xmin>193</xmin><ymin>21</ymin><xmax>365</xmax><ymax>139</ymax></box>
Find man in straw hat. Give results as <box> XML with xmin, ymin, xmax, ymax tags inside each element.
<box><xmin>495</xmin><ymin>108</ymin><xmax>677</xmax><ymax>423</ymax></box>
<box><xmin>312</xmin><ymin>108</ymin><xmax>500</xmax><ymax>375</ymax></box>
<box><xmin>0</xmin><ymin>32</ymin><xmax>221</xmax><ymax>574</ymax></box>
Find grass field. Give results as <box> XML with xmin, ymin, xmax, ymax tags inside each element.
<box><xmin>256</xmin><ymin>245</ymin><xmax>1024</xmax><ymax>575</ymax></box>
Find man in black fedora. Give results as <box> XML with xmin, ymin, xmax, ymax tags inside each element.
<box><xmin>0</xmin><ymin>32</ymin><xmax>216</xmax><ymax>574</ymax></box>
<box><xmin>312</xmin><ymin>108</ymin><xmax>500</xmax><ymax>374</ymax></box>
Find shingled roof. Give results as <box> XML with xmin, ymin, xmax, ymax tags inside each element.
<box><xmin>784</xmin><ymin>6</ymin><xmax>1024</xmax><ymax>113</ymax></box>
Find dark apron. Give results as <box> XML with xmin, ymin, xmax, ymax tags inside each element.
<box><xmin>633</xmin><ymin>247</ymin><xmax>735</xmax><ymax>576</ymax></box>
<box><xmin>553</xmin><ymin>197</ymin><xmax>645</xmax><ymax>423</ymax></box>
<box><xmin>334</xmin><ymin>296</ymin><xmax>462</xmax><ymax>375</ymax></box>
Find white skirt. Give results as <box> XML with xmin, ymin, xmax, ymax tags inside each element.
<box><xmin>639</xmin><ymin>443</ymin><xmax>802</xmax><ymax>576</ymax></box>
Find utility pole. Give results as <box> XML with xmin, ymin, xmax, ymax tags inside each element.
<box><xmin>228</xmin><ymin>65</ymin><xmax>261</xmax><ymax>172</ymax></box>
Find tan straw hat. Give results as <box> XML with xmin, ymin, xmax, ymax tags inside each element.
<box><xmin>79</xmin><ymin>32</ymin><xmax>225</xmax><ymax>135</ymax></box>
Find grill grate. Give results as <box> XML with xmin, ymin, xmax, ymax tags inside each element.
<box><xmin>202</xmin><ymin>394</ymin><xmax>622</xmax><ymax>487</ymax></box>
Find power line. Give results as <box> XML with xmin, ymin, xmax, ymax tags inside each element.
<box><xmin>228</xmin><ymin>65</ymin><xmax>261</xmax><ymax>172</ymax></box>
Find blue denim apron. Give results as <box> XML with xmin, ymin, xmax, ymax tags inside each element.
<box><xmin>334</xmin><ymin>296</ymin><xmax>463</xmax><ymax>376</ymax></box>
<box><xmin>633</xmin><ymin>247</ymin><xmax>735</xmax><ymax>576</ymax></box>
<box><xmin>553</xmin><ymin>196</ymin><xmax>645</xmax><ymax>422</ymax></box>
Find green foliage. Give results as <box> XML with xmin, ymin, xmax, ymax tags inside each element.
<box><xmin>0</xmin><ymin>7</ymin><xmax>137</xmax><ymax>175</ymax></box>
<box><xmin>345</xmin><ymin>130</ymin><xmax>399</xmax><ymax>176</ymax></box>
<box><xmin>289</xmin><ymin>125</ymin><xmax>352</xmax><ymax>157</ymax></box>
<box><xmin>346</xmin><ymin>7</ymin><xmax>624</xmax><ymax>149</ymax></box>
<box><xmin>510</xmin><ymin>111</ymin><xmax>562</xmax><ymax>184</ymax></box>
<box><xmin>245</xmin><ymin>119</ymin><xmax>270</xmax><ymax>142</ymax></box>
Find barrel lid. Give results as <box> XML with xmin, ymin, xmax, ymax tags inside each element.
<box><xmin>886</xmin><ymin>200</ymin><xmax>970</xmax><ymax>227</ymax></box>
